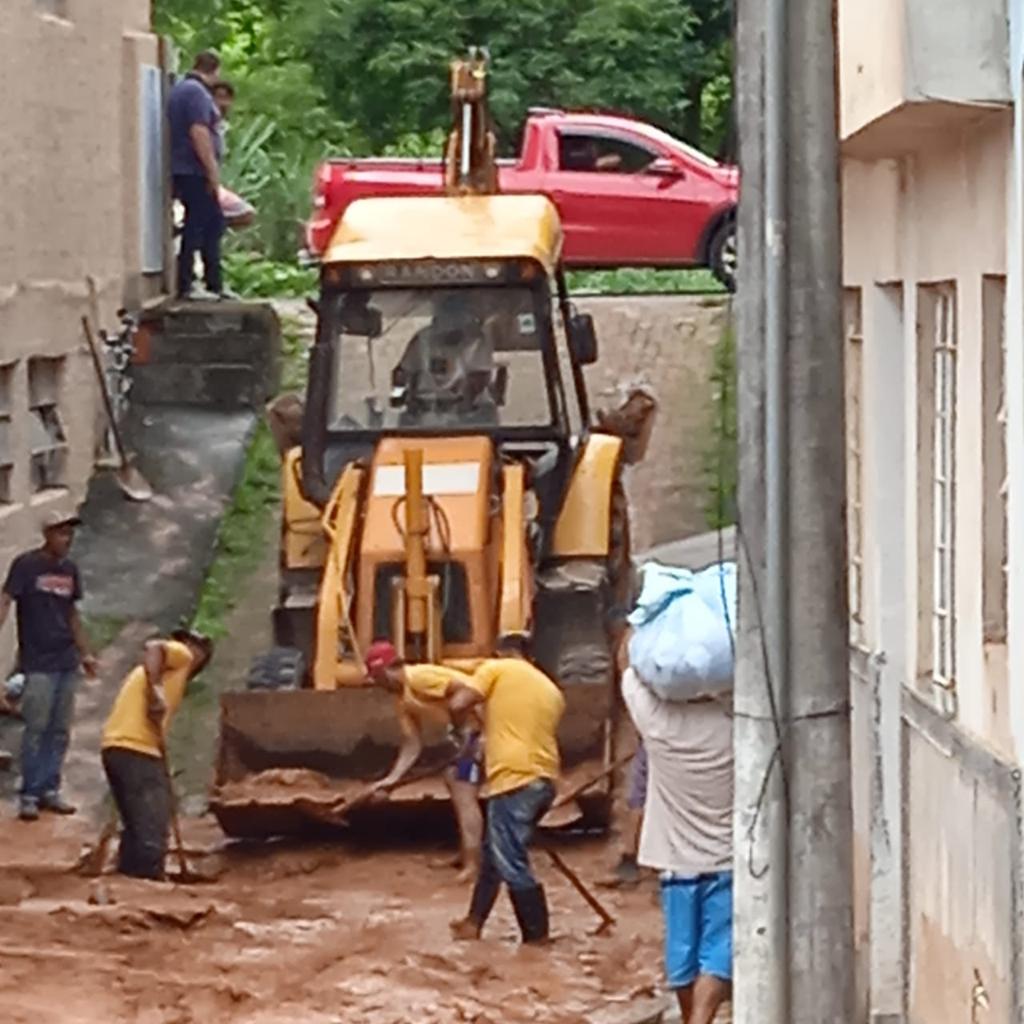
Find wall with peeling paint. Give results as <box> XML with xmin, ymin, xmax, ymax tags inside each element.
<box><xmin>0</xmin><ymin>1</ymin><xmax>161</xmax><ymax>665</ymax></box>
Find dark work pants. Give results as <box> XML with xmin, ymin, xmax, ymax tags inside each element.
<box><xmin>468</xmin><ymin>778</ymin><xmax>554</xmax><ymax>925</ymax></box>
<box><xmin>102</xmin><ymin>746</ymin><xmax>171</xmax><ymax>880</ymax></box>
<box><xmin>174</xmin><ymin>173</ymin><xmax>225</xmax><ymax>296</ymax></box>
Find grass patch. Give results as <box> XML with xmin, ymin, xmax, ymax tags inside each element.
<box><xmin>226</xmin><ymin>253</ymin><xmax>317</xmax><ymax>299</ymax></box>
<box><xmin>190</xmin><ymin>425</ymin><xmax>281</xmax><ymax>642</ymax></box>
<box><xmin>567</xmin><ymin>267</ymin><xmax>725</xmax><ymax>295</ymax></box>
<box><xmin>279</xmin><ymin>314</ymin><xmax>312</xmax><ymax>393</ymax></box>
<box><xmin>168</xmin><ymin>423</ymin><xmax>281</xmax><ymax>795</ymax></box>
<box><xmin>226</xmin><ymin>256</ymin><xmax>727</xmax><ymax>301</ymax></box>
<box><xmin>702</xmin><ymin>321</ymin><xmax>737</xmax><ymax>530</ymax></box>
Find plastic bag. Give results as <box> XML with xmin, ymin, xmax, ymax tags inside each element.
<box><xmin>627</xmin><ymin>560</ymin><xmax>735</xmax><ymax>701</ymax></box>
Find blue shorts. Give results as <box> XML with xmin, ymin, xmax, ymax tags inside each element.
<box><xmin>660</xmin><ymin>871</ymin><xmax>733</xmax><ymax>988</ymax></box>
<box><xmin>453</xmin><ymin>732</ymin><xmax>482</xmax><ymax>785</ymax></box>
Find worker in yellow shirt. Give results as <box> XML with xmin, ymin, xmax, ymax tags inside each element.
<box><xmin>449</xmin><ymin>637</ymin><xmax>565</xmax><ymax>945</ymax></box>
<box><xmin>362</xmin><ymin>640</ymin><xmax>484</xmax><ymax>882</ymax></box>
<box><xmin>100</xmin><ymin>629</ymin><xmax>213</xmax><ymax>879</ymax></box>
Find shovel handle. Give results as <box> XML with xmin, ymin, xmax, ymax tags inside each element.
<box><xmin>542</xmin><ymin>846</ymin><xmax>616</xmax><ymax>932</ymax></box>
<box><xmin>81</xmin><ymin>313</ymin><xmax>129</xmax><ymax>469</ymax></box>
<box><xmin>549</xmin><ymin>750</ymin><xmax>637</xmax><ymax>812</ymax></box>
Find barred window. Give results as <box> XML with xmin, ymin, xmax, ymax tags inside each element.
<box><xmin>28</xmin><ymin>358</ymin><xmax>68</xmax><ymax>493</ymax></box>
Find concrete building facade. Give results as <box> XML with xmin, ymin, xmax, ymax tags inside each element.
<box><xmin>839</xmin><ymin>0</ymin><xmax>1023</xmax><ymax>1019</ymax></box>
<box><xmin>0</xmin><ymin>1</ymin><xmax>164</xmax><ymax>663</ymax></box>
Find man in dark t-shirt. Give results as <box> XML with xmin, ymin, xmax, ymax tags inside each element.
<box><xmin>168</xmin><ymin>50</ymin><xmax>225</xmax><ymax>299</ymax></box>
<box><xmin>0</xmin><ymin>509</ymin><xmax>97</xmax><ymax>820</ymax></box>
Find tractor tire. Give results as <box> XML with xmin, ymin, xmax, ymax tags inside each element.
<box><xmin>246</xmin><ymin>646</ymin><xmax>306</xmax><ymax>691</ymax></box>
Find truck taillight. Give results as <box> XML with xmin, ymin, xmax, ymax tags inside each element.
<box><xmin>313</xmin><ymin>163</ymin><xmax>332</xmax><ymax>202</ymax></box>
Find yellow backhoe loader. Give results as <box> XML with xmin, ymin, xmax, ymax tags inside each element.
<box><xmin>209</xmin><ymin>51</ymin><xmax>655</xmax><ymax>839</ymax></box>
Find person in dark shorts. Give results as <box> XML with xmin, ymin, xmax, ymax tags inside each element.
<box><xmin>362</xmin><ymin>642</ymin><xmax>484</xmax><ymax>882</ymax></box>
<box><xmin>100</xmin><ymin>630</ymin><xmax>213</xmax><ymax>879</ymax></box>
<box><xmin>0</xmin><ymin>509</ymin><xmax>98</xmax><ymax>821</ymax></box>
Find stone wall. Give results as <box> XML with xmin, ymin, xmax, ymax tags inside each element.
<box><xmin>580</xmin><ymin>294</ymin><xmax>732</xmax><ymax>552</ymax></box>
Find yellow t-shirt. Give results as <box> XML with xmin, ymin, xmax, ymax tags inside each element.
<box><xmin>400</xmin><ymin>663</ymin><xmax>474</xmax><ymax>724</ymax></box>
<box><xmin>101</xmin><ymin>641</ymin><xmax>196</xmax><ymax>757</ymax></box>
<box><xmin>469</xmin><ymin>658</ymin><xmax>565</xmax><ymax>796</ymax></box>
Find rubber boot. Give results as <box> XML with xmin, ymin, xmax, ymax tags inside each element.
<box><xmin>509</xmin><ymin>884</ymin><xmax>550</xmax><ymax>945</ymax></box>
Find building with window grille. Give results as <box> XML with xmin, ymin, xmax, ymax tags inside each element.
<box><xmin>838</xmin><ymin>0</ymin><xmax>1021</xmax><ymax>1018</ymax></box>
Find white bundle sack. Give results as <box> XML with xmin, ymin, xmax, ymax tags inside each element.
<box><xmin>627</xmin><ymin>560</ymin><xmax>736</xmax><ymax>701</ymax></box>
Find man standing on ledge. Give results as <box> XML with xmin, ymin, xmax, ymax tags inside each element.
<box><xmin>0</xmin><ymin>510</ymin><xmax>97</xmax><ymax>821</ymax></box>
<box><xmin>168</xmin><ymin>51</ymin><xmax>225</xmax><ymax>299</ymax></box>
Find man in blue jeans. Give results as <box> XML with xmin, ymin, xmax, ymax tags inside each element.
<box><xmin>168</xmin><ymin>51</ymin><xmax>225</xmax><ymax>299</ymax></box>
<box><xmin>449</xmin><ymin>640</ymin><xmax>565</xmax><ymax>945</ymax></box>
<box><xmin>0</xmin><ymin>510</ymin><xmax>98</xmax><ymax>821</ymax></box>
<box><xmin>622</xmin><ymin>666</ymin><xmax>734</xmax><ymax>1023</ymax></box>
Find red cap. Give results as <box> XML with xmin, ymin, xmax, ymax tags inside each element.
<box><xmin>365</xmin><ymin>640</ymin><xmax>399</xmax><ymax>674</ymax></box>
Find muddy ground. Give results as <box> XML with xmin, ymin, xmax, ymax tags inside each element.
<box><xmin>0</xmin><ymin>814</ymin><xmax>665</xmax><ymax>1024</ymax></box>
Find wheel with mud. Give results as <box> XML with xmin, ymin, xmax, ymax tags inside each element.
<box><xmin>246</xmin><ymin>646</ymin><xmax>306</xmax><ymax>691</ymax></box>
<box><xmin>708</xmin><ymin>217</ymin><xmax>737</xmax><ymax>292</ymax></box>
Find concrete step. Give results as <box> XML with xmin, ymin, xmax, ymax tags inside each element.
<box><xmin>132</xmin><ymin>299</ymin><xmax>282</xmax><ymax>410</ymax></box>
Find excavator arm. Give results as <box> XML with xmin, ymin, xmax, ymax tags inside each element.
<box><xmin>443</xmin><ymin>49</ymin><xmax>500</xmax><ymax>196</ymax></box>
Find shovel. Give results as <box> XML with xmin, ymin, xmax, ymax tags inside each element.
<box><xmin>158</xmin><ymin>741</ymin><xmax>208</xmax><ymax>883</ymax></box>
<box><xmin>82</xmin><ymin>279</ymin><xmax>152</xmax><ymax>502</ymax></box>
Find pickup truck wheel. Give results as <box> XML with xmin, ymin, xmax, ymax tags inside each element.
<box><xmin>709</xmin><ymin>219</ymin><xmax>737</xmax><ymax>293</ymax></box>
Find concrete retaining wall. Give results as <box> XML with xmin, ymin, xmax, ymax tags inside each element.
<box><xmin>579</xmin><ymin>294</ymin><xmax>732</xmax><ymax>552</ymax></box>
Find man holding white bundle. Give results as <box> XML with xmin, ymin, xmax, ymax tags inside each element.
<box><xmin>622</xmin><ymin>560</ymin><xmax>735</xmax><ymax>1024</ymax></box>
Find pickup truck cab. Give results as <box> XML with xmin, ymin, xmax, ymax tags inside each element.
<box><xmin>307</xmin><ymin>108</ymin><xmax>739</xmax><ymax>289</ymax></box>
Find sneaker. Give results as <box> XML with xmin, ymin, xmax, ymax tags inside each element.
<box><xmin>40</xmin><ymin>792</ymin><xmax>77</xmax><ymax>815</ymax></box>
<box><xmin>18</xmin><ymin>798</ymin><xmax>39</xmax><ymax>822</ymax></box>
<box><xmin>217</xmin><ymin>288</ymin><xmax>241</xmax><ymax>301</ymax></box>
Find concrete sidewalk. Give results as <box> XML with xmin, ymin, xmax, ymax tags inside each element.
<box><xmin>0</xmin><ymin>405</ymin><xmax>256</xmax><ymax>813</ymax></box>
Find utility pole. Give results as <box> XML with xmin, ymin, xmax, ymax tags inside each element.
<box><xmin>733</xmin><ymin>0</ymin><xmax>856</xmax><ymax>1019</ymax></box>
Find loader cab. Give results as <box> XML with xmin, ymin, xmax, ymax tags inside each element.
<box><xmin>300</xmin><ymin>194</ymin><xmax>598</xmax><ymax>509</ymax></box>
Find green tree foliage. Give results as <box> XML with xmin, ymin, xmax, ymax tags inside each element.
<box><xmin>298</xmin><ymin>0</ymin><xmax>731</xmax><ymax>153</ymax></box>
<box><xmin>154</xmin><ymin>0</ymin><xmax>733</xmax><ymax>262</ymax></box>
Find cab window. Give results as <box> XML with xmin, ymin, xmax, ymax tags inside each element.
<box><xmin>557</xmin><ymin>132</ymin><xmax>660</xmax><ymax>174</ymax></box>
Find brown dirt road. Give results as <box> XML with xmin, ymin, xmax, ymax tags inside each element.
<box><xmin>0</xmin><ymin>815</ymin><xmax>664</xmax><ymax>1024</ymax></box>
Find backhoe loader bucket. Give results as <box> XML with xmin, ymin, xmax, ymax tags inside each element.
<box><xmin>210</xmin><ymin>679</ymin><xmax>618</xmax><ymax>840</ymax></box>
<box><xmin>210</xmin><ymin>688</ymin><xmax>454</xmax><ymax>839</ymax></box>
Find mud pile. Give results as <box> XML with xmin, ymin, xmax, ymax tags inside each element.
<box><xmin>0</xmin><ymin>815</ymin><xmax>668</xmax><ymax>1024</ymax></box>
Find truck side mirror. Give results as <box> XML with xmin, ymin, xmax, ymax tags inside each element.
<box><xmin>648</xmin><ymin>157</ymin><xmax>685</xmax><ymax>179</ymax></box>
<box><xmin>568</xmin><ymin>312</ymin><xmax>598</xmax><ymax>366</ymax></box>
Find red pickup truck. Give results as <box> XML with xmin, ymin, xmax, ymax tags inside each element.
<box><xmin>306</xmin><ymin>108</ymin><xmax>739</xmax><ymax>289</ymax></box>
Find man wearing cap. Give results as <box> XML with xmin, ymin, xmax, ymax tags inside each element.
<box><xmin>363</xmin><ymin>640</ymin><xmax>484</xmax><ymax>883</ymax></box>
<box><xmin>0</xmin><ymin>510</ymin><xmax>97</xmax><ymax>821</ymax></box>
<box><xmin>101</xmin><ymin>629</ymin><xmax>213</xmax><ymax>879</ymax></box>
